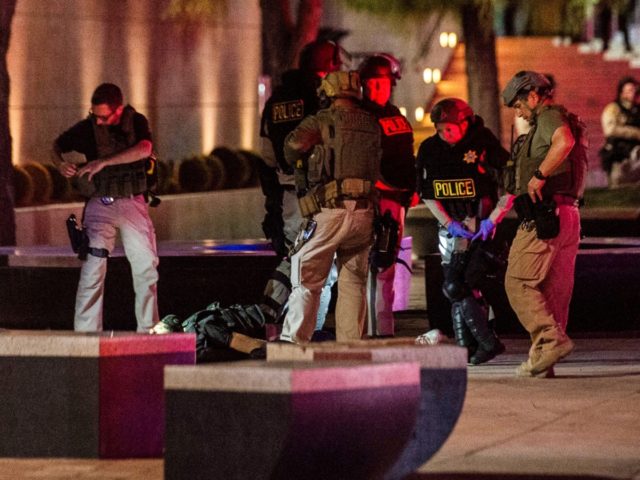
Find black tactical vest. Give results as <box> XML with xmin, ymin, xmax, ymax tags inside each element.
<box><xmin>91</xmin><ymin>106</ymin><xmax>148</xmax><ymax>198</ymax></box>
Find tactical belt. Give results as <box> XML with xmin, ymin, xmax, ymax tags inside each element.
<box><xmin>298</xmin><ymin>178</ymin><xmax>373</xmax><ymax>217</ymax></box>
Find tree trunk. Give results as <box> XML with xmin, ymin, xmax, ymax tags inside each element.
<box><xmin>462</xmin><ymin>0</ymin><xmax>501</xmax><ymax>138</ymax></box>
<box><xmin>260</xmin><ymin>0</ymin><xmax>322</xmax><ymax>85</ymax></box>
<box><xmin>0</xmin><ymin>0</ymin><xmax>16</xmax><ymax>246</ymax></box>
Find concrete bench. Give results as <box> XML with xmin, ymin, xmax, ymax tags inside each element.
<box><xmin>266</xmin><ymin>340</ymin><xmax>468</xmax><ymax>480</ymax></box>
<box><xmin>164</xmin><ymin>360</ymin><xmax>422</xmax><ymax>480</ymax></box>
<box><xmin>0</xmin><ymin>330</ymin><xmax>195</xmax><ymax>458</ymax></box>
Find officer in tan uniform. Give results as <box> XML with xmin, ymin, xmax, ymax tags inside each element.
<box><xmin>279</xmin><ymin>71</ymin><xmax>382</xmax><ymax>343</ymax></box>
<box><xmin>502</xmin><ymin>71</ymin><xmax>588</xmax><ymax>378</ymax></box>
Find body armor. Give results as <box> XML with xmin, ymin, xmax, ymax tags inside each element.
<box><xmin>91</xmin><ymin>105</ymin><xmax>148</xmax><ymax>197</ymax></box>
<box><xmin>515</xmin><ymin>105</ymin><xmax>588</xmax><ymax>198</ymax></box>
<box><xmin>418</xmin><ymin>117</ymin><xmax>507</xmax><ymax>221</ymax></box>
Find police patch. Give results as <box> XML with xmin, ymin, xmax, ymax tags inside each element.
<box><xmin>378</xmin><ymin>116</ymin><xmax>412</xmax><ymax>136</ymax></box>
<box><xmin>433</xmin><ymin>178</ymin><xmax>476</xmax><ymax>199</ymax></box>
<box><xmin>272</xmin><ymin>99</ymin><xmax>304</xmax><ymax>123</ymax></box>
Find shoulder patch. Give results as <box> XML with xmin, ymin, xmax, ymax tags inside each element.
<box><xmin>379</xmin><ymin>116</ymin><xmax>412</xmax><ymax>136</ymax></box>
<box><xmin>272</xmin><ymin>99</ymin><xmax>304</xmax><ymax>123</ymax></box>
<box><xmin>433</xmin><ymin>178</ymin><xmax>476</xmax><ymax>199</ymax></box>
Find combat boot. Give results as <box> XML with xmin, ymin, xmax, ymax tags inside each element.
<box><xmin>451</xmin><ymin>301</ymin><xmax>477</xmax><ymax>359</ymax></box>
<box><xmin>458</xmin><ymin>296</ymin><xmax>505</xmax><ymax>365</ymax></box>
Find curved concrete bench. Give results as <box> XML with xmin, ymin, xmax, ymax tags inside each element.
<box><xmin>164</xmin><ymin>360</ymin><xmax>422</xmax><ymax>480</ymax></box>
<box><xmin>267</xmin><ymin>340</ymin><xmax>468</xmax><ymax>480</ymax></box>
<box><xmin>0</xmin><ymin>330</ymin><xmax>195</xmax><ymax>458</ymax></box>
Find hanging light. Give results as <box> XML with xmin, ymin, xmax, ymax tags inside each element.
<box><xmin>432</xmin><ymin>68</ymin><xmax>442</xmax><ymax>84</ymax></box>
<box><xmin>439</xmin><ymin>32</ymin><xmax>449</xmax><ymax>48</ymax></box>
<box><xmin>423</xmin><ymin>68</ymin><xmax>433</xmax><ymax>84</ymax></box>
<box><xmin>415</xmin><ymin>107</ymin><xmax>425</xmax><ymax>122</ymax></box>
<box><xmin>448</xmin><ymin>32</ymin><xmax>458</xmax><ymax>48</ymax></box>
<box><xmin>399</xmin><ymin>106</ymin><xmax>407</xmax><ymax>117</ymax></box>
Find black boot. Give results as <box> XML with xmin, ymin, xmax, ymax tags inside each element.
<box><xmin>458</xmin><ymin>296</ymin><xmax>505</xmax><ymax>365</ymax></box>
<box><xmin>451</xmin><ymin>301</ymin><xmax>477</xmax><ymax>359</ymax></box>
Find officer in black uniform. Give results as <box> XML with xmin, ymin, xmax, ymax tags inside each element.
<box><xmin>359</xmin><ymin>53</ymin><xmax>416</xmax><ymax>337</ymax></box>
<box><xmin>258</xmin><ymin>40</ymin><xmax>344</xmax><ymax>326</ymax></box>
<box><xmin>417</xmin><ymin>98</ymin><xmax>511</xmax><ymax>364</ymax></box>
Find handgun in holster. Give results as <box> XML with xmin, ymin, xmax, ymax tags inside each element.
<box><xmin>513</xmin><ymin>194</ymin><xmax>559</xmax><ymax>240</ymax></box>
<box><xmin>66</xmin><ymin>214</ymin><xmax>109</xmax><ymax>260</ymax></box>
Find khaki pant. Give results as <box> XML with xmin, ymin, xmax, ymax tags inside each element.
<box><xmin>75</xmin><ymin>195</ymin><xmax>159</xmax><ymax>332</ymax></box>
<box><xmin>280</xmin><ymin>201</ymin><xmax>373</xmax><ymax>343</ymax></box>
<box><xmin>505</xmin><ymin>205</ymin><xmax>580</xmax><ymax>356</ymax></box>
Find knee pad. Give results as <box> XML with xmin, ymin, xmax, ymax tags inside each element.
<box><xmin>442</xmin><ymin>277</ymin><xmax>469</xmax><ymax>302</ymax></box>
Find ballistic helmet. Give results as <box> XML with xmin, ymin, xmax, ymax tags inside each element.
<box><xmin>501</xmin><ymin>70</ymin><xmax>552</xmax><ymax>107</ymax></box>
<box><xmin>430</xmin><ymin>98</ymin><xmax>474</xmax><ymax>124</ymax></box>
<box><xmin>359</xmin><ymin>53</ymin><xmax>402</xmax><ymax>85</ymax></box>
<box><xmin>317</xmin><ymin>71</ymin><xmax>362</xmax><ymax>100</ymax></box>
<box><xmin>299</xmin><ymin>40</ymin><xmax>343</xmax><ymax>74</ymax></box>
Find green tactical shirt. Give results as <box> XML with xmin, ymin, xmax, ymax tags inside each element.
<box><xmin>516</xmin><ymin>106</ymin><xmax>571</xmax><ymax>195</ymax></box>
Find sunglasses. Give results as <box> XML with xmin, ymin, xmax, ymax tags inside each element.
<box><xmin>89</xmin><ymin>109</ymin><xmax>116</xmax><ymax>122</ymax></box>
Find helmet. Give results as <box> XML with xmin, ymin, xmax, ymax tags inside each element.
<box><xmin>317</xmin><ymin>71</ymin><xmax>362</xmax><ymax>100</ymax></box>
<box><xmin>299</xmin><ymin>40</ymin><xmax>343</xmax><ymax>74</ymax></box>
<box><xmin>359</xmin><ymin>54</ymin><xmax>402</xmax><ymax>85</ymax></box>
<box><xmin>502</xmin><ymin>70</ymin><xmax>552</xmax><ymax>106</ymax></box>
<box><xmin>430</xmin><ymin>98</ymin><xmax>474</xmax><ymax>124</ymax></box>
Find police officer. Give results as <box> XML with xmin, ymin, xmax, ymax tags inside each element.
<box><xmin>259</xmin><ymin>40</ymin><xmax>343</xmax><ymax>327</ymax></box>
<box><xmin>416</xmin><ymin>98</ymin><xmax>511</xmax><ymax>364</ymax></box>
<box><xmin>279</xmin><ymin>71</ymin><xmax>382</xmax><ymax>343</ymax></box>
<box><xmin>502</xmin><ymin>71</ymin><xmax>587</xmax><ymax>377</ymax></box>
<box><xmin>359</xmin><ymin>53</ymin><xmax>416</xmax><ymax>337</ymax></box>
<box><xmin>52</xmin><ymin>83</ymin><xmax>159</xmax><ymax>332</ymax></box>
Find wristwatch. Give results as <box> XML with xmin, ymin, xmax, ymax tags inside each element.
<box><xmin>533</xmin><ymin>169</ymin><xmax>547</xmax><ymax>180</ymax></box>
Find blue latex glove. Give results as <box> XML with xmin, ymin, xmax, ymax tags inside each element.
<box><xmin>472</xmin><ymin>219</ymin><xmax>495</xmax><ymax>242</ymax></box>
<box><xmin>447</xmin><ymin>221</ymin><xmax>473</xmax><ymax>239</ymax></box>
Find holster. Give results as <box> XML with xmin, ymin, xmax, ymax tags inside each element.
<box><xmin>66</xmin><ymin>214</ymin><xmax>90</xmax><ymax>260</ymax></box>
<box><xmin>513</xmin><ymin>194</ymin><xmax>559</xmax><ymax>240</ymax></box>
<box><xmin>65</xmin><ymin>214</ymin><xmax>110</xmax><ymax>261</ymax></box>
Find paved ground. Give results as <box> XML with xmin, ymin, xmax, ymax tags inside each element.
<box><xmin>1</xmin><ymin>261</ymin><xmax>639</xmax><ymax>479</ymax></box>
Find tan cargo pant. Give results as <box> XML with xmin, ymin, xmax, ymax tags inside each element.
<box><xmin>505</xmin><ymin>205</ymin><xmax>580</xmax><ymax>356</ymax></box>
<box><xmin>280</xmin><ymin>201</ymin><xmax>374</xmax><ymax>344</ymax></box>
<box><xmin>74</xmin><ymin>195</ymin><xmax>159</xmax><ymax>332</ymax></box>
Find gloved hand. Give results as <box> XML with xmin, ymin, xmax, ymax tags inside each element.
<box><xmin>447</xmin><ymin>220</ymin><xmax>473</xmax><ymax>239</ymax></box>
<box><xmin>472</xmin><ymin>219</ymin><xmax>495</xmax><ymax>242</ymax></box>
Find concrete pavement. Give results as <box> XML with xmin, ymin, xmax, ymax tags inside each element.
<box><xmin>414</xmin><ymin>336</ymin><xmax>640</xmax><ymax>480</ymax></box>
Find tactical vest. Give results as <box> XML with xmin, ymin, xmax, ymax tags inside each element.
<box><xmin>420</xmin><ymin>129</ymin><xmax>500</xmax><ymax>222</ymax></box>
<box><xmin>261</xmin><ymin>71</ymin><xmax>320</xmax><ymax>174</ymax></box>
<box><xmin>306</xmin><ymin>105</ymin><xmax>381</xmax><ymax>189</ymax></box>
<box><xmin>515</xmin><ymin>105</ymin><xmax>588</xmax><ymax>198</ymax></box>
<box><xmin>91</xmin><ymin>105</ymin><xmax>148</xmax><ymax>198</ymax></box>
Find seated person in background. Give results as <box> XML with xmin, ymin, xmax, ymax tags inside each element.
<box><xmin>600</xmin><ymin>76</ymin><xmax>640</xmax><ymax>187</ymax></box>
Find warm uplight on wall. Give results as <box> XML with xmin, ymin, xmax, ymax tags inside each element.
<box><xmin>423</xmin><ymin>68</ymin><xmax>441</xmax><ymax>84</ymax></box>
<box><xmin>415</xmin><ymin>107</ymin><xmax>425</xmax><ymax>122</ymax></box>
<box><xmin>399</xmin><ymin>106</ymin><xmax>407</xmax><ymax>117</ymax></box>
<box><xmin>440</xmin><ymin>32</ymin><xmax>458</xmax><ymax>48</ymax></box>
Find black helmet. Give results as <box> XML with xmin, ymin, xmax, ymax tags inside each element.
<box><xmin>502</xmin><ymin>70</ymin><xmax>552</xmax><ymax>107</ymax></box>
<box><xmin>430</xmin><ymin>98</ymin><xmax>474</xmax><ymax>124</ymax></box>
<box><xmin>299</xmin><ymin>40</ymin><xmax>343</xmax><ymax>74</ymax></box>
<box><xmin>359</xmin><ymin>53</ymin><xmax>402</xmax><ymax>86</ymax></box>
